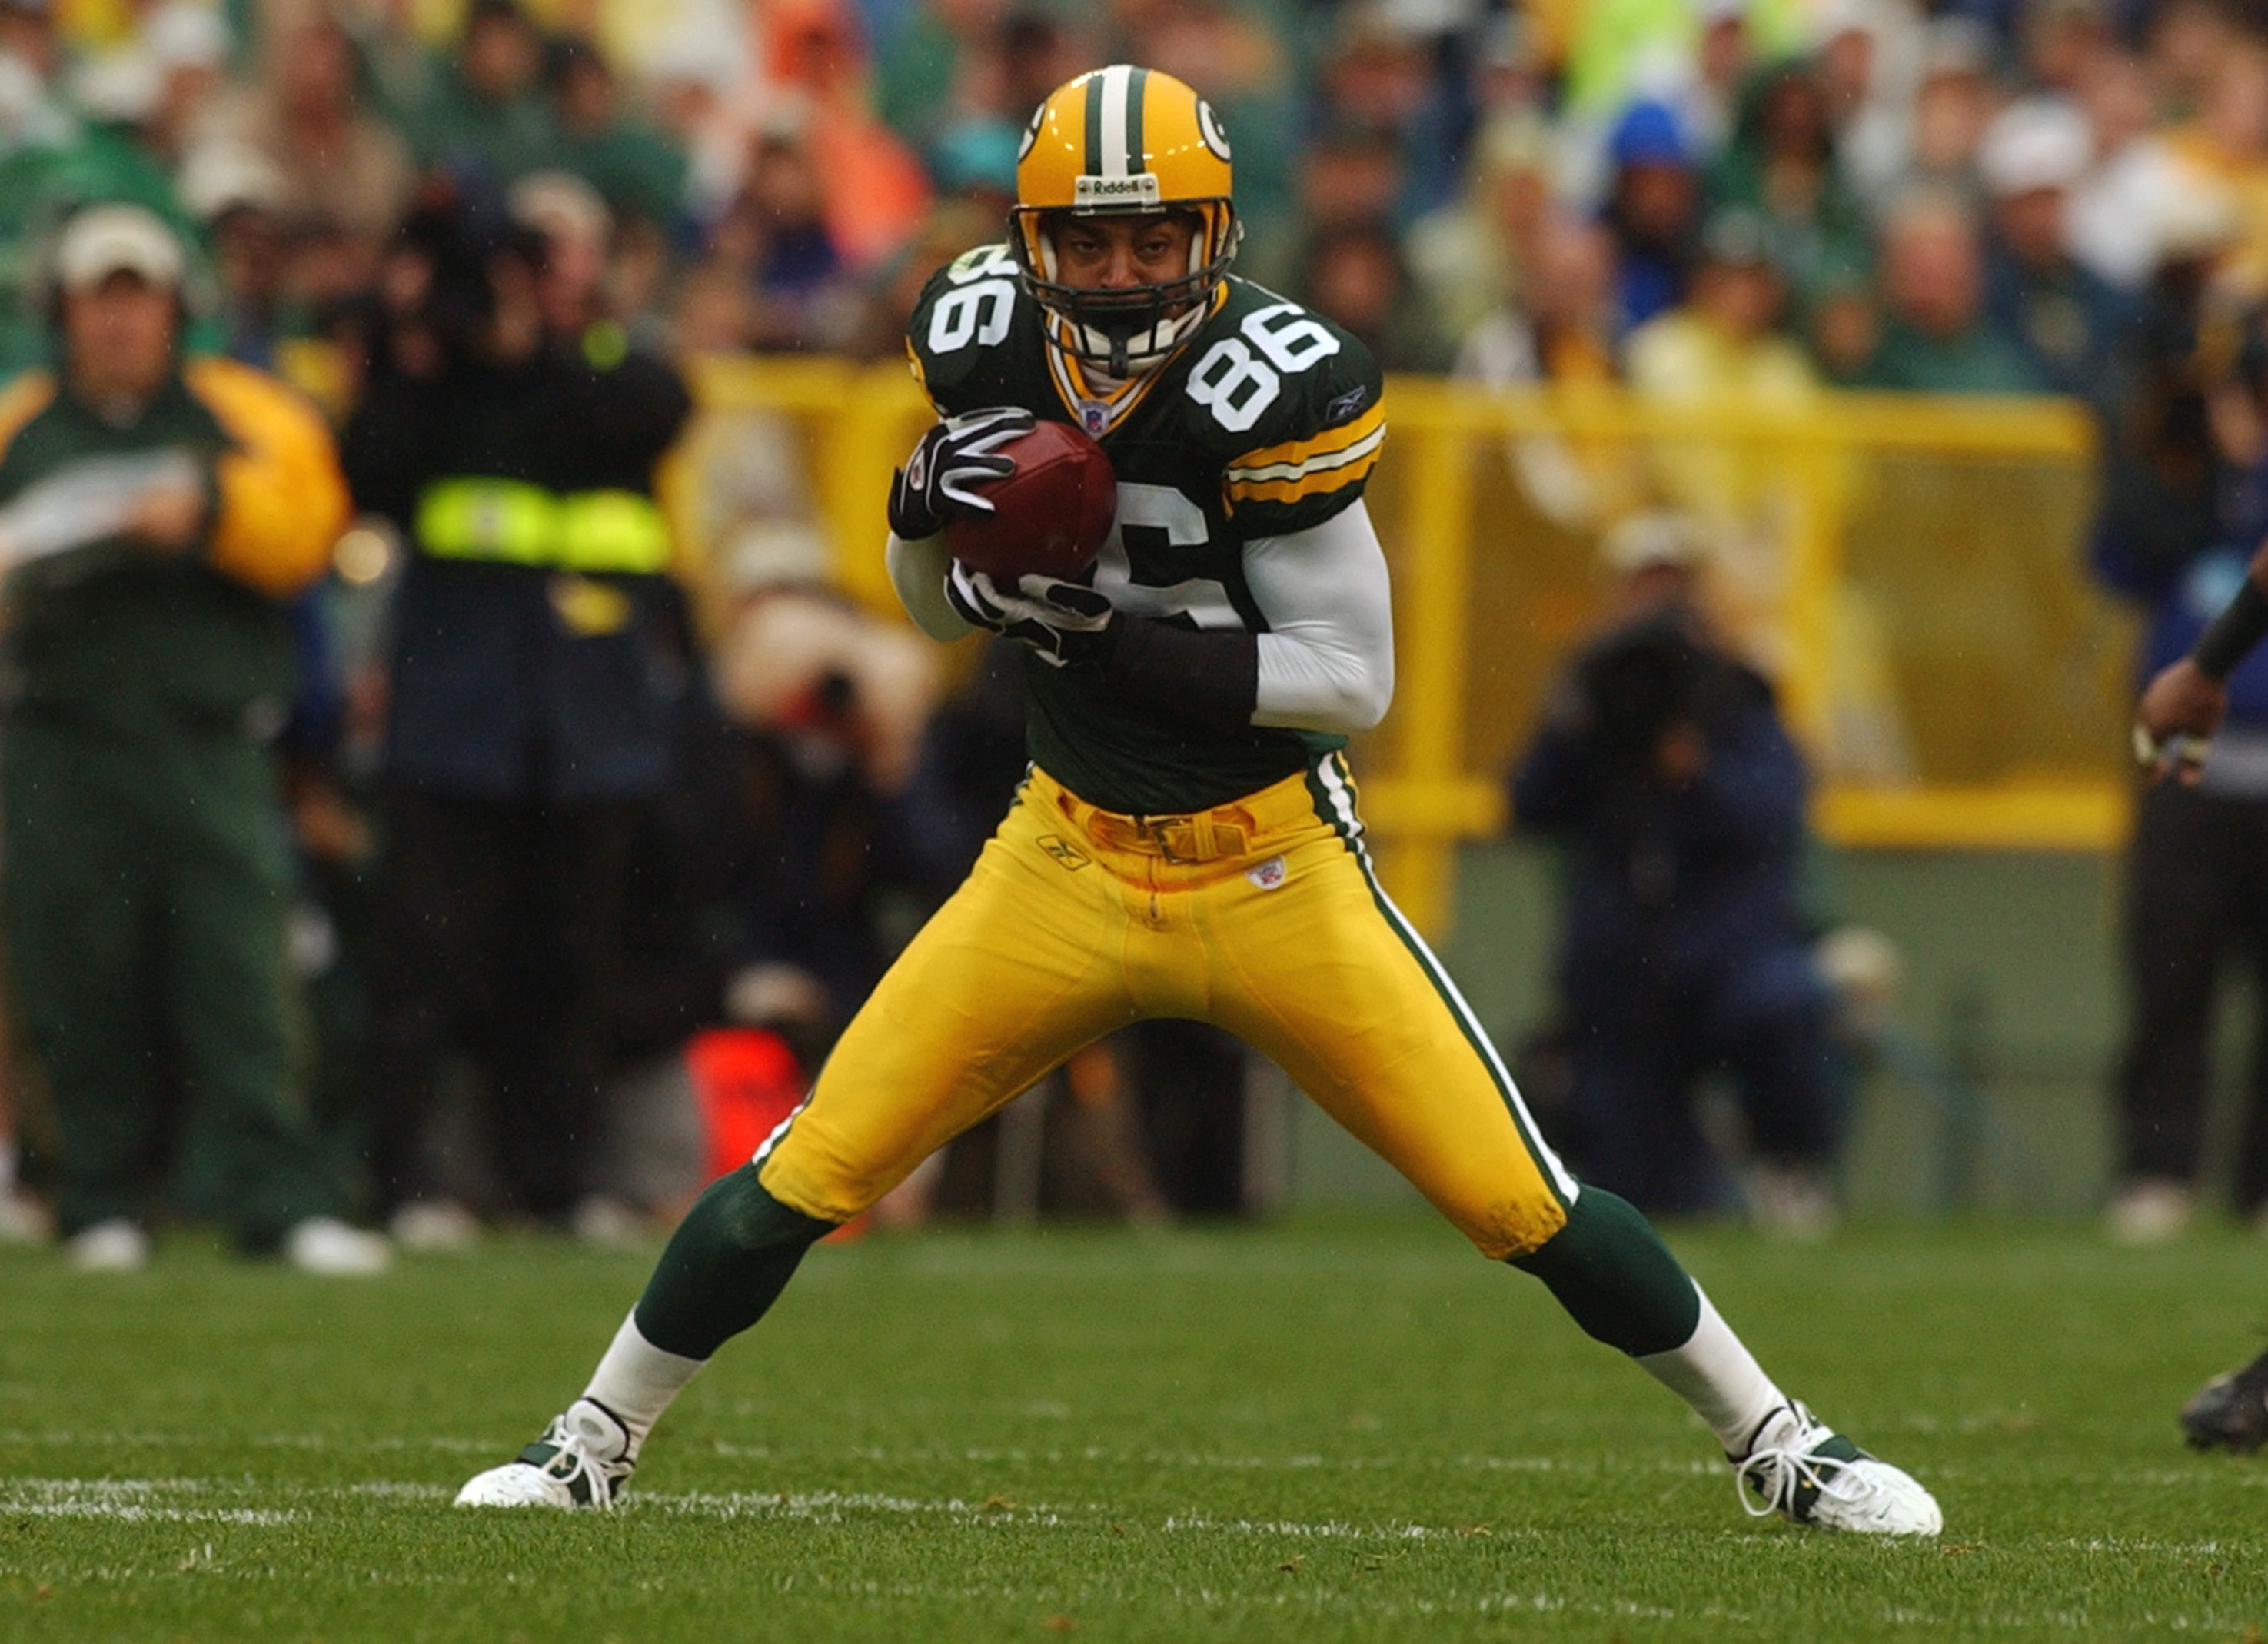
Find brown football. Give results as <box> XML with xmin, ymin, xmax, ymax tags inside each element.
<box><xmin>943</xmin><ymin>418</ymin><xmax>1118</xmax><ymax>583</ymax></box>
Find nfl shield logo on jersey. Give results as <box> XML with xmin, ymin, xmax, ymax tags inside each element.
<box><xmin>1245</xmin><ymin>856</ymin><xmax>1288</xmax><ymax>890</ymax></box>
<box><xmin>1079</xmin><ymin>401</ymin><xmax>1109</xmax><ymax>436</ymax></box>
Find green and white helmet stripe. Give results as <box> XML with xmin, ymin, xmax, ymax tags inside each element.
<box><xmin>1076</xmin><ymin>65</ymin><xmax>1160</xmax><ymax>211</ymax></box>
<box><xmin>1085</xmin><ymin>64</ymin><xmax>1148</xmax><ymax>179</ymax></box>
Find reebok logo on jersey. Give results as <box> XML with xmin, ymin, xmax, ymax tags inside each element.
<box><xmin>1245</xmin><ymin>856</ymin><xmax>1288</xmax><ymax>890</ymax></box>
<box><xmin>1038</xmin><ymin>834</ymin><xmax>1092</xmax><ymax>870</ymax></box>
<box><xmin>1325</xmin><ymin>386</ymin><xmax>1368</xmax><ymax>422</ymax></box>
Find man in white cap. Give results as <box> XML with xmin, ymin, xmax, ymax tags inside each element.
<box><xmin>0</xmin><ymin>201</ymin><xmax>389</xmax><ymax>1274</ymax></box>
<box><xmin>1977</xmin><ymin>98</ymin><xmax>2137</xmax><ymax>407</ymax></box>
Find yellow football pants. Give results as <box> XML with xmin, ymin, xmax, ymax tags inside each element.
<box><xmin>757</xmin><ymin>757</ymin><xmax>1575</xmax><ymax>1259</ymax></box>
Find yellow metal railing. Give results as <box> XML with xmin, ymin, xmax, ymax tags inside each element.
<box><xmin>673</xmin><ymin>358</ymin><xmax>2128</xmax><ymax>936</ymax></box>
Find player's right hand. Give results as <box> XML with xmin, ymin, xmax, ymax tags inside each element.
<box><xmin>2133</xmin><ymin>656</ymin><xmax>2224</xmax><ymax>784</ymax></box>
<box><xmin>943</xmin><ymin>561</ymin><xmax>1116</xmax><ymax>667</ymax></box>
<box><xmin>887</xmin><ymin>407</ymin><xmax>1036</xmax><ymax>541</ymax></box>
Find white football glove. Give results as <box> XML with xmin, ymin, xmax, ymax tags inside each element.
<box><xmin>943</xmin><ymin>563</ymin><xmax>1117</xmax><ymax>668</ymax></box>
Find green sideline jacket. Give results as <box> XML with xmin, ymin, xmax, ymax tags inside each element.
<box><xmin>0</xmin><ymin>358</ymin><xmax>348</xmax><ymax>741</ymax></box>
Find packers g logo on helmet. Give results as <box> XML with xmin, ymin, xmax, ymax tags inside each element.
<box><xmin>1009</xmin><ymin>65</ymin><xmax>1242</xmax><ymax>377</ymax></box>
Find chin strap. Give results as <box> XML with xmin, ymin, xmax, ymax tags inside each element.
<box><xmin>1058</xmin><ymin>299</ymin><xmax>1211</xmax><ymax>384</ymax></box>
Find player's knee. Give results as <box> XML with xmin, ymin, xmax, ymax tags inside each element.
<box><xmin>1442</xmin><ymin>1190</ymin><xmax>1569</xmax><ymax>1263</ymax></box>
<box><xmin>753</xmin><ymin>1135</ymin><xmax>890</xmax><ymax>1226</ymax></box>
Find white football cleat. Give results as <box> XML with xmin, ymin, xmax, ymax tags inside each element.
<box><xmin>1734</xmin><ymin>1403</ymin><xmax>1942</xmax><ymax>1536</ymax></box>
<box><xmin>283</xmin><ymin>1216</ymin><xmax>393</xmax><ymax>1276</ymax></box>
<box><xmin>456</xmin><ymin>1399</ymin><xmax>634</xmax><ymax>1509</ymax></box>
<box><xmin>65</xmin><ymin>1219</ymin><xmax>149</xmax><ymax>1272</ymax></box>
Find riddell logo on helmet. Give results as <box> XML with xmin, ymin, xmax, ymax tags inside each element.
<box><xmin>1074</xmin><ymin>173</ymin><xmax>1162</xmax><ymax>208</ymax></box>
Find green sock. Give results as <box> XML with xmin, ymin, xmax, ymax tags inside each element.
<box><xmin>632</xmin><ymin>1166</ymin><xmax>836</xmax><ymax>1360</ymax></box>
<box><xmin>1510</xmin><ymin>1186</ymin><xmax>1702</xmax><ymax>1357</ymax></box>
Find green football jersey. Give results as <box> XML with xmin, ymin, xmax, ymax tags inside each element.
<box><xmin>907</xmin><ymin>242</ymin><xmax>1388</xmax><ymax>815</ymax></box>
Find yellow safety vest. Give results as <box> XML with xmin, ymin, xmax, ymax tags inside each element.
<box><xmin>414</xmin><ymin>478</ymin><xmax>672</xmax><ymax>576</ymax></box>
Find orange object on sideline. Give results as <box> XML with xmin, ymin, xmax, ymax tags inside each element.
<box><xmin>685</xmin><ymin>1027</ymin><xmax>806</xmax><ymax>1180</ymax></box>
<box><xmin>683</xmin><ymin>1027</ymin><xmax>867</xmax><ymax>1241</ymax></box>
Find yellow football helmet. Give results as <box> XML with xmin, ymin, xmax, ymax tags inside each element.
<box><xmin>1009</xmin><ymin>65</ymin><xmax>1242</xmax><ymax>376</ymax></box>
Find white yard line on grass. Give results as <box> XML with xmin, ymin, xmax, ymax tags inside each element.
<box><xmin>0</xmin><ymin>1479</ymin><xmax>299</xmax><ymax>1523</ymax></box>
<box><xmin>0</xmin><ymin>1427</ymin><xmax>495</xmax><ymax>1453</ymax></box>
<box><xmin>0</xmin><ymin>1503</ymin><xmax>298</xmax><ymax>1523</ymax></box>
<box><xmin>633</xmin><ymin>1487</ymin><xmax>1075</xmax><ymax>1524</ymax></box>
<box><xmin>1160</xmin><ymin>1514</ymin><xmax>1461</xmax><ymax>1541</ymax></box>
<box><xmin>2</xmin><ymin>1476</ymin><xmax>2258</xmax><ymax>1635</ymax></box>
<box><xmin>0</xmin><ymin>1474</ymin><xmax>1456</xmax><ymax>1542</ymax></box>
<box><xmin>13</xmin><ymin>1429</ymin><xmax>2268</xmax><ymax>1496</ymax></box>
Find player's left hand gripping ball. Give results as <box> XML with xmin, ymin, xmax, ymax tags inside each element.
<box><xmin>945</xmin><ymin>562</ymin><xmax>1116</xmax><ymax>668</ymax></box>
<box><xmin>888</xmin><ymin>407</ymin><xmax>1037</xmax><ymax>541</ymax></box>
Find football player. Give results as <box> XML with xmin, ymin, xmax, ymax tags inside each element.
<box><xmin>2183</xmin><ymin>1343</ymin><xmax>2268</xmax><ymax>1451</ymax></box>
<box><xmin>457</xmin><ymin>66</ymin><xmax>1940</xmax><ymax>1535</ymax></box>
<box><xmin>2140</xmin><ymin>488</ymin><xmax>2268</xmax><ymax>1455</ymax></box>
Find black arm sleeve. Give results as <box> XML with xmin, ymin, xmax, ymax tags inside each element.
<box><xmin>1095</xmin><ymin>617</ymin><xmax>1259</xmax><ymax>736</ymax></box>
<box><xmin>2194</xmin><ymin>575</ymin><xmax>2268</xmax><ymax>681</ymax></box>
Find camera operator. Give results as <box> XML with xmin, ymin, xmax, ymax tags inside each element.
<box><xmin>1509</xmin><ymin>513</ymin><xmax>1841</xmax><ymax>1229</ymax></box>
<box><xmin>341</xmin><ymin>183</ymin><xmax>691</xmax><ymax>1244</ymax></box>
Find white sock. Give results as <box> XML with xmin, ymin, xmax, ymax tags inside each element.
<box><xmin>1634</xmin><ymin>1286</ymin><xmax>1786</xmax><ymax>1456</ymax></box>
<box><xmin>581</xmin><ymin>1310</ymin><xmax>705</xmax><ymax>1459</ymax></box>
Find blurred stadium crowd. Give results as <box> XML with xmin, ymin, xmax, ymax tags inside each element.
<box><xmin>7</xmin><ymin>0</ymin><xmax>2268</xmax><ymax>1261</ymax></box>
<box><xmin>5</xmin><ymin>0</ymin><xmax>2264</xmax><ymax>392</ymax></box>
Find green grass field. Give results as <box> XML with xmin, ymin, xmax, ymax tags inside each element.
<box><xmin>2</xmin><ymin>1215</ymin><xmax>2264</xmax><ymax>1642</ymax></box>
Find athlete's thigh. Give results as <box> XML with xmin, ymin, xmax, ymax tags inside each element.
<box><xmin>1199</xmin><ymin>834</ymin><xmax>1571</xmax><ymax>1258</ymax></box>
<box><xmin>758</xmin><ymin>802</ymin><xmax>1137</xmax><ymax>1221</ymax></box>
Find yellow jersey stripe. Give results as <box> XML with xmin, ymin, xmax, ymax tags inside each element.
<box><xmin>1229</xmin><ymin>401</ymin><xmax>1385</xmax><ymax>474</ymax></box>
<box><xmin>1224</xmin><ymin>442</ymin><xmax>1384</xmax><ymax>511</ymax></box>
<box><xmin>1226</xmin><ymin>424</ymin><xmax>1385</xmax><ymax>485</ymax></box>
<box><xmin>1045</xmin><ymin>324</ymin><xmax>1172</xmax><ymax>433</ymax></box>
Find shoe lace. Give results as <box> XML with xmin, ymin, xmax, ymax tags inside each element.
<box><xmin>1734</xmin><ymin>1416</ymin><xmax>1872</xmax><ymax>1521</ymax></box>
<box><xmin>533</xmin><ymin>1423</ymin><xmax>627</xmax><ymax>1503</ymax></box>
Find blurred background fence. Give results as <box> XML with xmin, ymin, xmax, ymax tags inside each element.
<box><xmin>668</xmin><ymin>363</ymin><xmax>2127</xmax><ymax>937</ymax></box>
